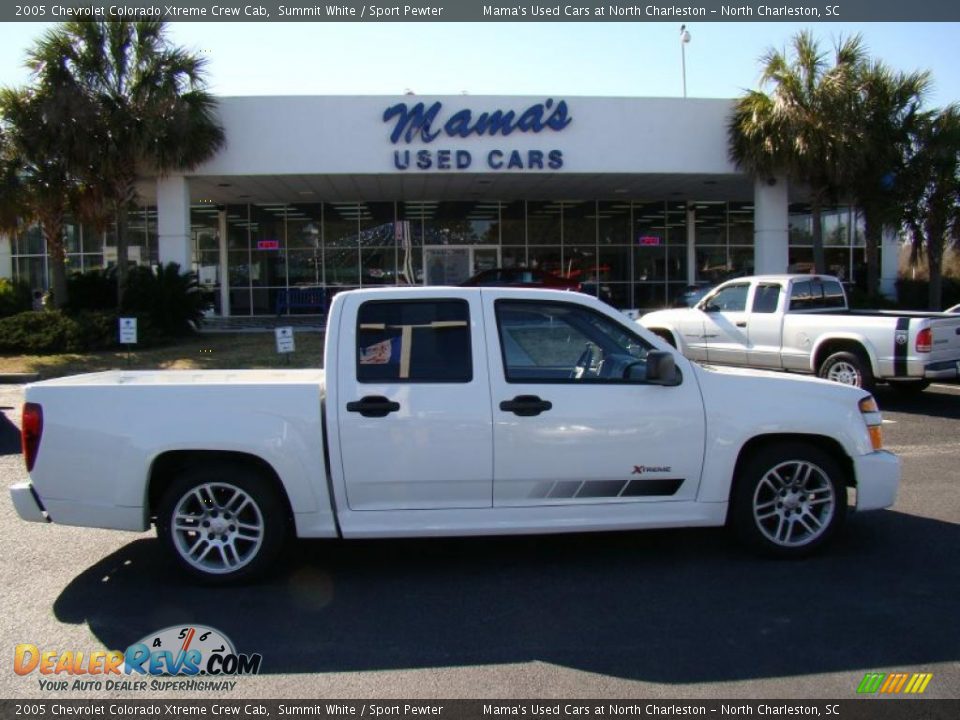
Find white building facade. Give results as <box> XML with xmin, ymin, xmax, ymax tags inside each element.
<box><xmin>1</xmin><ymin>95</ymin><xmax>901</xmax><ymax>314</ymax></box>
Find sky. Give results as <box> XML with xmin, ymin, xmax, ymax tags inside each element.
<box><xmin>0</xmin><ymin>21</ymin><xmax>958</xmax><ymax>107</ymax></box>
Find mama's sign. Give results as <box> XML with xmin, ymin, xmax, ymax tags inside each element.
<box><xmin>383</xmin><ymin>98</ymin><xmax>571</xmax><ymax>171</ymax></box>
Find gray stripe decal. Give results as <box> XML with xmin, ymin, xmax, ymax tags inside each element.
<box><xmin>894</xmin><ymin>317</ymin><xmax>910</xmax><ymax>377</ymax></box>
<box><xmin>529</xmin><ymin>478</ymin><xmax>683</xmax><ymax>499</ymax></box>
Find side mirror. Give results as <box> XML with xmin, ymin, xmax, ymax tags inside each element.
<box><xmin>644</xmin><ymin>351</ymin><xmax>679</xmax><ymax>385</ymax></box>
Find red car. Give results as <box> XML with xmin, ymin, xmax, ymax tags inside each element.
<box><xmin>460</xmin><ymin>268</ymin><xmax>581</xmax><ymax>291</ymax></box>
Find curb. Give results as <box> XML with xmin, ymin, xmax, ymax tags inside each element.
<box><xmin>0</xmin><ymin>373</ymin><xmax>39</xmax><ymax>384</ymax></box>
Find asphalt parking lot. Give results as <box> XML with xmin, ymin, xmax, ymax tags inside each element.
<box><xmin>0</xmin><ymin>381</ymin><xmax>957</xmax><ymax>701</ymax></box>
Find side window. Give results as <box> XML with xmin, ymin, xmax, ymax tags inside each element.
<box><xmin>705</xmin><ymin>283</ymin><xmax>749</xmax><ymax>312</ymax></box>
<box><xmin>822</xmin><ymin>280</ymin><xmax>846</xmax><ymax>308</ymax></box>
<box><xmin>357</xmin><ymin>300</ymin><xmax>471</xmax><ymax>383</ymax></box>
<box><xmin>752</xmin><ymin>284</ymin><xmax>782</xmax><ymax>314</ymax></box>
<box><xmin>496</xmin><ymin>300</ymin><xmax>653</xmax><ymax>383</ymax></box>
<box><xmin>789</xmin><ymin>281</ymin><xmax>813</xmax><ymax>310</ymax></box>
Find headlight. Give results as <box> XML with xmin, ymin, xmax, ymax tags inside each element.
<box><xmin>859</xmin><ymin>396</ymin><xmax>883</xmax><ymax>450</ymax></box>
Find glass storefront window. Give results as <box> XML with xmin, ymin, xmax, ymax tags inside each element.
<box><xmin>423</xmin><ymin>201</ymin><xmax>498</xmax><ymax>246</ymax></box>
<box><xmin>728</xmin><ymin>202</ymin><xmax>754</xmax><ymax>246</ymax></box>
<box><xmin>694</xmin><ymin>202</ymin><xmax>726</xmax><ymax>245</ymax></box>
<box><xmin>528</xmin><ymin>246</ymin><xmax>562</xmax><ymax>276</ymax></box>
<box><xmin>10</xmin><ymin>198</ymin><xmax>880</xmax><ymax>317</ymax></box>
<box><xmin>666</xmin><ymin>202</ymin><xmax>688</xmax><ymax>245</ymax></box>
<box><xmin>562</xmin><ymin>202</ymin><xmax>594</xmax><ymax>248</ymax></box>
<box><xmin>635</xmin><ymin>246</ymin><xmax>666</xmax><ymax>281</ymax></box>
<box><xmin>527</xmin><ymin>201</ymin><xmax>562</xmax><ymax>246</ymax></box>
<box><xmin>598</xmin><ymin>202</ymin><xmax>631</xmax><ymax>246</ymax></box>
<box><xmin>500</xmin><ymin>201</ymin><xmax>524</xmax><ymax>246</ymax></box>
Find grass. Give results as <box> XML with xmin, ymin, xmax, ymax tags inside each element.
<box><xmin>0</xmin><ymin>331</ymin><xmax>326</xmax><ymax>380</ymax></box>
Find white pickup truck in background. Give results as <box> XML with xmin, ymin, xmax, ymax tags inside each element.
<box><xmin>12</xmin><ymin>287</ymin><xmax>899</xmax><ymax>582</ymax></box>
<box><xmin>640</xmin><ymin>275</ymin><xmax>960</xmax><ymax>392</ymax></box>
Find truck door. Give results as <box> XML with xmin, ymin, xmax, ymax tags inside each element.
<box><xmin>746</xmin><ymin>282</ymin><xmax>785</xmax><ymax>368</ymax></box>
<box><xmin>335</xmin><ymin>291</ymin><xmax>493</xmax><ymax>510</ymax></box>
<box><xmin>484</xmin><ymin>294</ymin><xmax>706</xmax><ymax>507</ymax></box>
<box><xmin>701</xmin><ymin>282</ymin><xmax>750</xmax><ymax>365</ymax></box>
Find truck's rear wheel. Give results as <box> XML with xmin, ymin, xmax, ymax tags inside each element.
<box><xmin>157</xmin><ymin>464</ymin><xmax>287</xmax><ymax>584</ymax></box>
<box><xmin>818</xmin><ymin>351</ymin><xmax>874</xmax><ymax>390</ymax></box>
<box><xmin>730</xmin><ymin>443</ymin><xmax>846</xmax><ymax>558</ymax></box>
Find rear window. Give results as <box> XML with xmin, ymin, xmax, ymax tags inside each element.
<box><xmin>790</xmin><ymin>279</ymin><xmax>846</xmax><ymax>311</ymax></box>
<box><xmin>357</xmin><ymin>300</ymin><xmax>472</xmax><ymax>383</ymax></box>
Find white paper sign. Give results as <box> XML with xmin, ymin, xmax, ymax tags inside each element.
<box><xmin>275</xmin><ymin>326</ymin><xmax>295</xmax><ymax>354</ymax></box>
<box><xmin>119</xmin><ymin>317</ymin><xmax>138</xmax><ymax>345</ymax></box>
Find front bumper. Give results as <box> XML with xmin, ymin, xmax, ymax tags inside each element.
<box><xmin>852</xmin><ymin>450</ymin><xmax>901</xmax><ymax>511</ymax></box>
<box><xmin>10</xmin><ymin>482</ymin><xmax>50</xmax><ymax>523</ymax></box>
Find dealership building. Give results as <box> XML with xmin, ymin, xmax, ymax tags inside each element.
<box><xmin>0</xmin><ymin>95</ymin><xmax>900</xmax><ymax>315</ymax></box>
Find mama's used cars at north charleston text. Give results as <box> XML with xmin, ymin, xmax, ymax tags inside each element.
<box><xmin>12</xmin><ymin>287</ymin><xmax>899</xmax><ymax>582</ymax></box>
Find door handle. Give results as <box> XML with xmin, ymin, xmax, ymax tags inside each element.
<box><xmin>499</xmin><ymin>395</ymin><xmax>553</xmax><ymax>417</ymax></box>
<box><xmin>735</xmin><ymin>321</ymin><xmax>747</xmax><ymax>328</ymax></box>
<box><xmin>346</xmin><ymin>395</ymin><xmax>400</xmax><ymax>418</ymax></box>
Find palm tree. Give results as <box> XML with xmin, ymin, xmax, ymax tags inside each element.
<box><xmin>729</xmin><ymin>31</ymin><xmax>866</xmax><ymax>275</ymax></box>
<box><xmin>899</xmin><ymin>106</ymin><xmax>960</xmax><ymax>309</ymax></box>
<box><xmin>841</xmin><ymin>62</ymin><xmax>929</xmax><ymax>299</ymax></box>
<box><xmin>25</xmin><ymin>20</ymin><xmax>225</xmax><ymax>305</ymax></box>
<box><xmin>0</xmin><ymin>86</ymin><xmax>97</xmax><ymax>307</ymax></box>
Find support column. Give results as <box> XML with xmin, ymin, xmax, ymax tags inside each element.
<box><xmin>880</xmin><ymin>227</ymin><xmax>900</xmax><ymax>300</ymax></box>
<box><xmin>686</xmin><ymin>206</ymin><xmax>696</xmax><ymax>283</ymax></box>
<box><xmin>157</xmin><ymin>175</ymin><xmax>191</xmax><ymax>270</ymax></box>
<box><xmin>0</xmin><ymin>233</ymin><xmax>12</xmax><ymax>280</ymax></box>
<box><xmin>218</xmin><ymin>209</ymin><xmax>230</xmax><ymax>317</ymax></box>
<box><xmin>753</xmin><ymin>175</ymin><xmax>789</xmax><ymax>274</ymax></box>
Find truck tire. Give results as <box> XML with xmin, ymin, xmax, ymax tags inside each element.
<box><xmin>818</xmin><ymin>350</ymin><xmax>874</xmax><ymax>390</ymax></box>
<box><xmin>730</xmin><ymin>442</ymin><xmax>846</xmax><ymax>558</ymax></box>
<box><xmin>157</xmin><ymin>463</ymin><xmax>288</xmax><ymax>584</ymax></box>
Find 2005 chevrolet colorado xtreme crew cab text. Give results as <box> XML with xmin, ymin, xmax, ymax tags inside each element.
<box><xmin>11</xmin><ymin>287</ymin><xmax>900</xmax><ymax>582</ymax></box>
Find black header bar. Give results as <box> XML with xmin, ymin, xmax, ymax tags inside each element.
<box><xmin>3</xmin><ymin>1</ymin><xmax>960</xmax><ymax>23</ymax></box>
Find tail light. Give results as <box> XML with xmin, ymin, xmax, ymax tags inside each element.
<box><xmin>21</xmin><ymin>403</ymin><xmax>43</xmax><ymax>472</ymax></box>
<box><xmin>916</xmin><ymin>328</ymin><xmax>932</xmax><ymax>353</ymax></box>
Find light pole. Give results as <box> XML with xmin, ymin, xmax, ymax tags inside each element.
<box><xmin>680</xmin><ymin>25</ymin><xmax>691</xmax><ymax>98</ymax></box>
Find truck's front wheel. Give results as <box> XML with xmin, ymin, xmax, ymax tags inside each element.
<box><xmin>157</xmin><ymin>464</ymin><xmax>288</xmax><ymax>583</ymax></box>
<box><xmin>730</xmin><ymin>443</ymin><xmax>846</xmax><ymax>558</ymax></box>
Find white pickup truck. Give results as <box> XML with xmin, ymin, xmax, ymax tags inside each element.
<box><xmin>641</xmin><ymin>274</ymin><xmax>960</xmax><ymax>391</ymax></box>
<box><xmin>11</xmin><ymin>287</ymin><xmax>899</xmax><ymax>582</ymax></box>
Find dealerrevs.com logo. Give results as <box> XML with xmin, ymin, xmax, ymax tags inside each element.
<box><xmin>857</xmin><ymin>672</ymin><xmax>933</xmax><ymax>695</ymax></box>
<box><xmin>14</xmin><ymin>625</ymin><xmax>262</xmax><ymax>692</ymax></box>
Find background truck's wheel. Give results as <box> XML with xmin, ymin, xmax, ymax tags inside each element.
<box><xmin>818</xmin><ymin>351</ymin><xmax>874</xmax><ymax>390</ymax></box>
<box><xmin>730</xmin><ymin>442</ymin><xmax>846</xmax><ymax>558</ymax></box>
<box><xmin>157</xmin><ymin>463</ymin><xmax>288</xmax><ymax>584</ymax></box>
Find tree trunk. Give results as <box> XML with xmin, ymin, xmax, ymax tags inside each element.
<box><xmin>115</xmin><ymin>205</ymin><xmax>129</xmax><ymax>309</ymax></box>
<box><xmin>926</xmin><ymin>218</ymin><xmax>945</xmax><ymax>311</ymax></box>
<box><xmin>863</xmin><ymin>206</ymin><xmax>882</xmax><ymax>300</ymax></box>
<box><xmin>41</xmin><ymin>213</ymin><xmax>68</xmax><ymax>309</ymax></box>
<box><xmin>114</xmin><ymin>173</ymin><xmax>139</xmax><ymax>310</ymax></box>
<box><xmin>811</xmin><ymin>197</ymin><xmax>826</xmax><ymax>275</ymax></box>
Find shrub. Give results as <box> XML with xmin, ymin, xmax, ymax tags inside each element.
<box><xmin>0</xmin><ymin>309</ymin><xmax>163</xmax><ymax>354</ymax></box>
<box><xmin>0</xmin><ymin>278</ymin><xmax>34</xmax><ymax>318</ymax></box>
<box><xmin>0</xmin><ymin>311</ymin><xmax>85</xmax><ymax>353</ymax></box>
<box><xmin>66</xmin><ymin>270</ymin><xmax>116</xmax><ymax>312</ymax></box>
<box><xmin>895</xmin><ymin>278</ymin><xmax>960</xmax><ymax>310</ymax></box>
<box><xmin>122</xmin><ymin>263</ymin><xmax>204</xmax><ymax>337</ymax></box>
